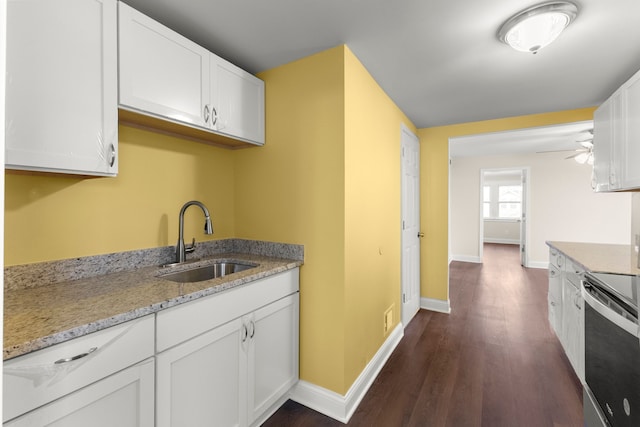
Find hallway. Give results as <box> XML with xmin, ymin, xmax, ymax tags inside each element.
<box><xmin>263</xmin><ymin>243</ymin><xmax>583</xmax><ymax>426</ymax></box>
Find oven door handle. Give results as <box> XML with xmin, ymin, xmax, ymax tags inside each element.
<box><xmin>582</xmin><ymin>282</ymin><xmax>639</xmax><ymax>337</ymax></box>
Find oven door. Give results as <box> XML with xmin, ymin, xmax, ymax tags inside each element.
<box><xmin>583</xmin><ymin>280</ymin><xmax>640</xmax><ymax>427</ymax></box>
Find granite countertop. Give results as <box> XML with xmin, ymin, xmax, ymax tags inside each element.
<box><xmin>4</xmin><ymin>240</ymin><xmax>303</xmax><ymax>361</ymax></box>
<box><xmin>547</xmin><ymin>241</ymin><xmax>640</xmax><ymax>276</ymax></box>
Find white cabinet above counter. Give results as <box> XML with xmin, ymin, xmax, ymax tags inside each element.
<box><xmin>593</xmin><ymin>67</ymin><xmax>640</xmax><ymax>192</ymax></box>
<box><xmin>5</xmin><ymin>0</ymin><xmax>119</xmax><ymax>176</ymax></box>
<box><xmin>118</xmin><ymin>2</ymin><xmax>265</xmax><ymax>147</ymax></box>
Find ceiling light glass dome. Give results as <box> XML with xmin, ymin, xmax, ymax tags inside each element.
<box><xmin>498</xmin><ymin>2</ymin><xmax>579</xmax><ymax>54</ymax></box>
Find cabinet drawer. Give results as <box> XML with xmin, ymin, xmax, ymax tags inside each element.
<box><xmin>564</xmin><ymin>258</ymin><xmax>585</xmax><ymax>288</ymax></box>
<box><xmin>549</xmin><ymin>248</ymin><xmax>565</xmax><ymax>269</ymax></box>
<box><xmin>3</xmin><ymin>315</ymin><xmax>154</xmax><ymax>422</ymax></box>
<box><xmin>157</xmin><ymin>269</ymin><xmax>299</xmax><ymax>352</ymax></box>
<box><xmin>5</xmin><ymin>358</ymin><xmax>155</xmax><ymax>427</ymax></box>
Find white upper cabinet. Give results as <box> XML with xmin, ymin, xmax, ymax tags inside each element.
<box><xmin>118</xmin><ymin>2</ymin><xmax>210</xmax><ymax>129</ymax></box>
<box><xmin>593</xmin><ymin>68</ymin><xmax>640</xmax><ymax>191</ymax></box>
<box><xmin>118</xmin><ymin>2</ymin><xmax>265</xmax><ymax>146</ymax></box>
<box><xmin>5</xmin><ymin>0</ymin><xmax>118</xmax><ymax>176</ymax></box>
<box><xmin>592</xmin><ymin>96</ymin><xmax>614</xmax><ymax>191</ymax></box>
<box><xmin>621</xmin><ymin>73</ymin><xmax>640</xmax><ymax>188</ymax></box>
<box><xmin>210</xmin><ymin>56</ymin><xmax>265</xmax><ymax>145</ymax></box>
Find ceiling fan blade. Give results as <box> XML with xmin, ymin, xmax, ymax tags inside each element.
<box><xmin>565</xmin><ymin>150</ymin><xmax>588</xmax><ymax>159</ymax></box>
<box><xmin>536</xmin><ymin>149</ymin><xmax>578</xmax><ymax>154</ymax></box>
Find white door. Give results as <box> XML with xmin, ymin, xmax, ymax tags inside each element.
<box><xmin>520</xmin><ymin>170</ymin><xmax>527</xmax><ymax>266</ymax></box>
<box><xmin>401</xmin><ymin>125</ymin><xmax>421</xmax><ymax>327</ymax></box>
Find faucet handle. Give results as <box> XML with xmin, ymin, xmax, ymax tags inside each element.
<box><xmin>185</xmin><ymin>238</ymin><xmax>196</xmax><ymax>254</ymax></box>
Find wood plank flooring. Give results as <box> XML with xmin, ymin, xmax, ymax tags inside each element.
<box><xmin>263</xmin><ymin>243</ymin><xmax>583</xmax><ymax>426</ymax></box>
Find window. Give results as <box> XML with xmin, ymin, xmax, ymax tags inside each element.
<box><xmin>483</xmin><ymin>183</ymin><xmax>522</xmax><ymax>220</ymax></box>
<box><xmin>498</xmin><ymin>185</ymin><xmax>522</xmax><ymax>219</ymax></box>
<box><xmin>483</xmin><ymin>186</ymin><xmax>491</xmax><ymax>218</ymax></box>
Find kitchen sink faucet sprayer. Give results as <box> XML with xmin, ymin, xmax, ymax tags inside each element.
<box><xmin>176</xmin><ymin>200</ymin><xmax>213</xmax><ymax>263</ymax></box>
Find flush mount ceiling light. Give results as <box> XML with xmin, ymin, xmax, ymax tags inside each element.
<box><xmin>498</xmin><ymin>2</ymin><xmax>578</xmax><ymax>54</ymax></box>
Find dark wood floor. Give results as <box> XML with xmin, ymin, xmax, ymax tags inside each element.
<box><xmin>263</xmin><ymin>243</ymin><xmax>583</xmax><ymax>426</ymax></box>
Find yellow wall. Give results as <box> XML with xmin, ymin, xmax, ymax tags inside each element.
<box><xmin>343</xmin><ymin>49</ymin><xmax>415</xmax><ymax>388</ymax></box>
<box><xmin>5</xmin><ymin>125</ymin><xmax>236</xmax><ymax>266</ymax></box>
<box><xmin>235</xmin><ymin>45</ymin><xmax>415</xmax><ymax>395</ymax></box>
<box><xmin>234</xmin><ymin>46</ymin><xmax>347</xmax><ymax>393</ymax></box>
<box><xmin>417</xmin><ymin>107</ymin><xmax>596</xmax><ymax>302</ymax></box>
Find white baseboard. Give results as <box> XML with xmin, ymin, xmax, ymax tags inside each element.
<box><xmin>421</xmin><ymin>297</ymin><xmax>451</xmax><ymax>314</ymax></box>
<box><xmin>290</xmin><ymin>323</ymin><xmax>404</xmax><ymax>423</ymax></box>
<box><xmin>450</xmin><ymin>254</ymin><xmax>481</xmax><ymax>263</ymax></box>
<box><xmin>527</xmin><ymin>260</ymin><xmax>548</xmax><ymax>269</ymax></box>
<box><xmin>483</xmin><ymin>238</ymin><xmax>519</xmax><ymax>245</ymax></box>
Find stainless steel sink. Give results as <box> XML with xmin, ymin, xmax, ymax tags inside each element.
<box><xmin>159</xmin><ymin>262</ymin><xmax>256</xmax><ymax>283</ymax></box>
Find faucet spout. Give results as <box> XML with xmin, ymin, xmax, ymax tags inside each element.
<box><xmin>176</xmin><ymin>200</ymin><xmax>214</xmax><ymax>263</ymax></box>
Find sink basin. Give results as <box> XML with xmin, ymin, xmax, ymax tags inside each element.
<box><xmin>159</xmin><ymin>262</ymin><xmax>256</xmax><ymax>283</ymax></box>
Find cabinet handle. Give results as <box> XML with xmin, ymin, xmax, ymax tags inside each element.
<box><xmin>249</xmin><ymin>321</ymin><xmax>255</xmax><ymax>339</ymax></box>
<box><xmin>54</xmin><ymin>347</ymin><xmax>97</xmax><ymax>364</ymax></box>
<box><xmin>204</xmin><ymin>105</ymin><xmax>211</xmax><ymax>123</ymax></box>
<box><xmin>241</xmin><ymin>324</ymin><xmax>248</xmax><ymax>343</ymax></box>
<box><xmin>108</xmin><ymin>144</ymin><xmax>116</xmax><ymax>168</ymax></box>
<box><xmin>211</xmin><ymin>106</ymin><xmax>218</xmax><ymax>126</ymax></box>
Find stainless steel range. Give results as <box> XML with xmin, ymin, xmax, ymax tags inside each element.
<box><xmin>582</xmin><ymin>272</ymin><xmax>640</xmax><ymax>427</ymax></box>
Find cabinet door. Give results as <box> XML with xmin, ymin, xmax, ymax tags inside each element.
<box><xmin>621</xmin><ymin>72</ymin><xmax>640</xmax><ymax>188</ymax></box>
<box><xmin>5</xmin><ymin>0</ymin><xmax>118</xmax><ymax>176</ymax></box>
<box><xmin>119</xmin><ymin>2</ymin><xmax>210</xmax><ymax>128</ymax></box>
<box><xmin>561</xmin><ymin>282</ymin><xmax>583</xmax><ymax>383</ymax></box>
<box><xmin>210</xmin><ymin>55</ymin><xmax>265</xmax><ymax>145</ymax></box>
<box><xmin>5</xmin><ymin>358</ymin><xmax>154</xmax><ymax>427</ymax></box>
<box><xmin>548</xmin><ymin>265</ymin><xmax>562</xmax><ymax>336</ymax></box>
<box><xmin>574</xmin><ymin>288</ymin><xmax>585</xmax><ymax>384</ymax></box>
<box><xmin>156</xmin><ymin>318</ymin><xmax>245</xmax><ymax>427</ymax></box>
<box><xmin>593</xmin><ymin>97</ymin><xmax>614</xmax><ymax>192</ymax></box>
<box><xmin>247</xmin><ymin>293</ymin><xmax>299</xmax><ymax>425</ymax></box>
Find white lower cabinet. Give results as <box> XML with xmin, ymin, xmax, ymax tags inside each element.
<box><xmin>156</xmin><ymin>269</ymin><xmax>300</xmax><ymax>427</ymax></box>
<box><xmin>5</xmin><ymin>359</ymin><xmax>155</xmax><ymax>427</ymax></box>
<box><xmin>3</xmin><ymin>315</ymin><xmax>155</xmax><ymax>425</ymax></box>
<box><xmin>3</xmin><ymin>270</ymin><xmax>299</xmax><ymax>427</ymax></box>
<box><xmin>548</xmin><ymin>264</ymin><xmax>562</xmax><ymax>337</ymax></box>
<box><xmin>157</xmin><ymin>318</ymin><xmax>244</xmax><ymax>427</ymax></box>
<box><xmin>548</xmin><ymin>249</ymin><xmax>585</xmax><ymax>384</ymax></box>
<box><xmin>247</xmin><ymin>294</ymin><xmax>299</xmax><ymax>425</ymax></box>
<box><xmin>561</xmin><ymin>280</ymin><xmax>585</xmax><ymax>384</ymax></box>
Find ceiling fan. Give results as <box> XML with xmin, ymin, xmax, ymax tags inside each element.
<box><xmin>536</xmin><ymin>130</ymin><xmax>594</xmax><ymax>164</ymax></box>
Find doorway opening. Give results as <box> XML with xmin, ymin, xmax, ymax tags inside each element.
<box><xmin>479</xmin><ymin>167</ymin><xmax>530</xmax><ymax>267</ymax></box>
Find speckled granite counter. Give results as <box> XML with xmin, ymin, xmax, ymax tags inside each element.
<box><xmin>547</xmin><ymin>241</ymin><xmax>640</xmax><ymax>276</ymax></box>
<box><xmin>4</xmin><ymin>239</ymin><xmax>303</xmax><ymax>361</ymax></box>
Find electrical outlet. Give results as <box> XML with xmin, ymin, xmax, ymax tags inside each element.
<box><xmin>383</xmin><ymin>306</ymin><xmax>393</xmax><ymax>334</ymax></box>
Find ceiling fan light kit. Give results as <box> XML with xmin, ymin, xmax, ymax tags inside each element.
<box><xmin>498</xmin><ymin>1</ymin><xmax>579</xmax><ymax>54</ymax></box>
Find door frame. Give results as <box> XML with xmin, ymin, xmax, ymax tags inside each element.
<box><xmin>478</xmin><ymin>167</ymin><xmax>531</xmax><ymax>266</ymax></box>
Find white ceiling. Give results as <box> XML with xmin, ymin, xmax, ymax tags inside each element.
<box><xmin>449</xmin><ymin>120</ymin><xmax>594</xmax><ymax>158</ymax></box>
<box><xmin>122</xmin><ymin>0</ymin><xmax>640</xmax><ymax>129</ymax></box>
